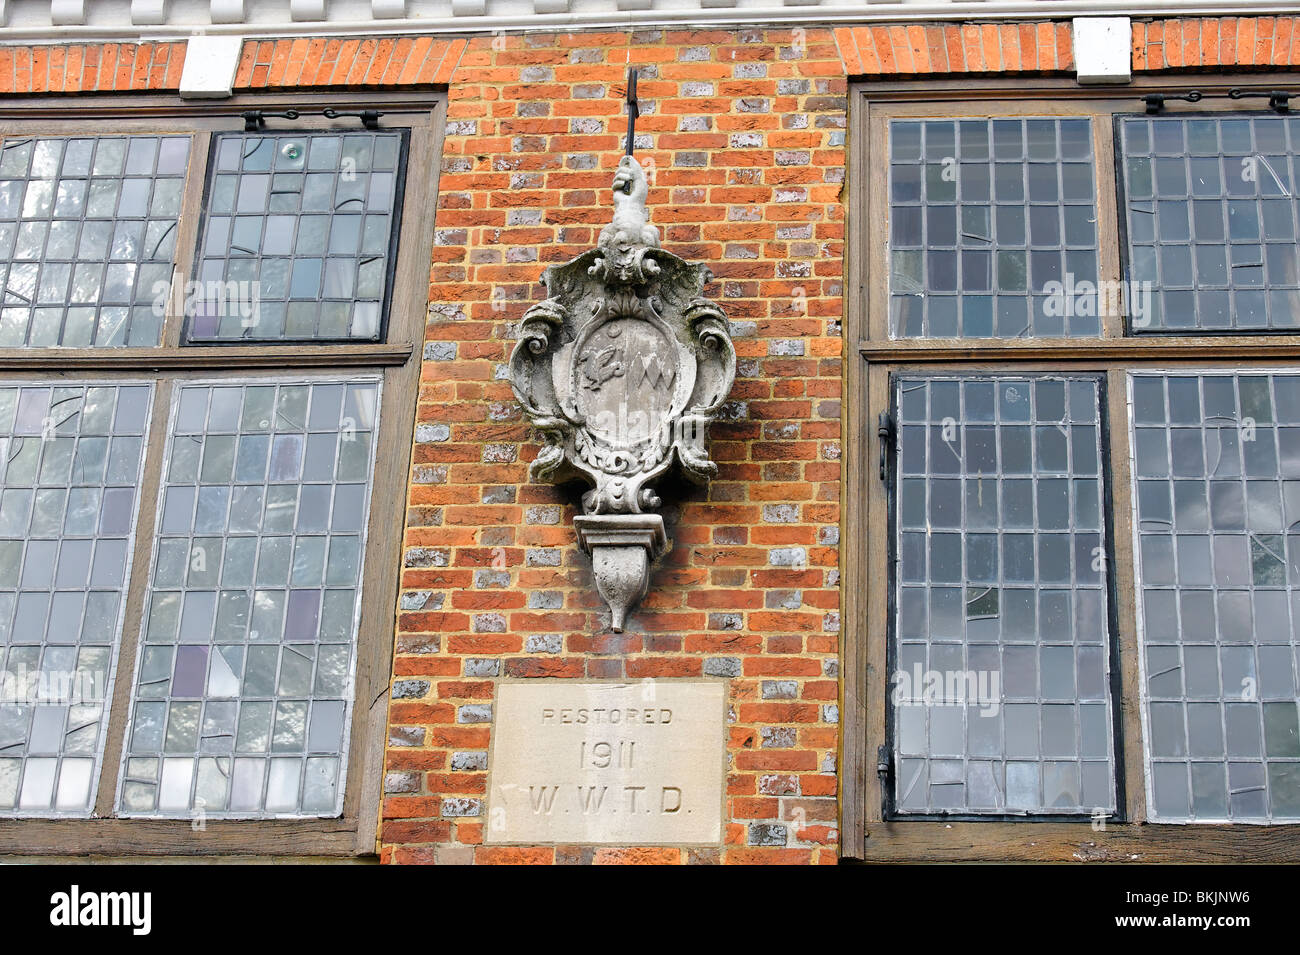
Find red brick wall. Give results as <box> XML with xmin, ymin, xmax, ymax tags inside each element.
<box><xmin>232</xmin><ymin>36</ymin><xmax>466</xmax><ymax>88</ymax></box>
<box><xmin>1132</xmin><ymin>16</ymin><xmax>1300</xmax><ymax>71</ymax></box>
<box><xmin>0</xmin><ymin>42</ymin><xmax>186</xmax><ymax>92</ymax></box>
<box><xmin>388</xmin><ymin>26</ymin><xmax>847</xmax><ymax>866</ymax></box>
<box><xmin>835</xmin><ymin>22</ymin><xmax>1075</xmax><ymax>76</ymax></box>
<box><xmin>6</xmin><ymin>16</ymin><xmax>1300</xmax><ymax>95</ymax></box>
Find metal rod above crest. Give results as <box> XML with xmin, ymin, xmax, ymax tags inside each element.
<box><xmin>624</xmin><ymin>67</ymin><xmax>639</xmax><ymax>158</ymax></box>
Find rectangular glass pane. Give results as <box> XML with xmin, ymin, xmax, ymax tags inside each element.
<box><xmin>0</xmin><ymin>382</ymin><xmax>152</xmax><ymax>816</ymax></box>
<box><xmin>1120</xmin><ymin>116</ymin><xmax>1300</xmax><ymax>332</ymax></box>
<box><xmin>0</xmin><ymin>136</ymin><xmax>190</xmax><ymax>347</ymax></box>
<box><xmin>892</xmin><ymin>375</ymin><xmax>1117</xmax><ymax>815</ymax></box>
<box><xmin>888</xmin><ymin>118</ymin><xmax>1101</xmax><ymax>338</ymax></box>
<box><xmin>1131</xmin><ymin>371</ymin><xmax>1300</xmax><ymax>821</ymax></box>
<box><xmin>118</xmin><ymin>377</ymin><xmax>380</xmax><ymax>817</ymax></box>
<box><xmin>185</xmin><ymin>132</ymin><xmax>405</xmax><ymax>343</ymax></box>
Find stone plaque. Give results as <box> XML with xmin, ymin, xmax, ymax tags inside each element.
<box><xmin>486</xmin><ymin>680</ymin><xmax>726</xmax><ymax>845</ymax></box>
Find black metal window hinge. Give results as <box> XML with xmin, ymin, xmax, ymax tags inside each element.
<box><xmin>1228</xmin><ymin>88</ymin><xmax>1291</xmax><ymax>113</ymax></box>
<box><xmin>877</xmin><ymin>411</ymin><xmax>893</xmax><ymax>482</ymax></box>
<box><xmin>241</xmin><ymin>108</ymin><xmax>384</xmax><ymax>132</ymax></box>
<box><xmin>1142</xmin><ymin>88</ymin><xmax>1292</xmax><ymax>114</ymax></box>
<box><xmin>323</xmin><ymin>108</ymin><xmax>384</xmax><ymax>130</ymax></box>
<box><xmin>1141</xmin><ymin>91</ymin><xmax>1202</xmax><ymax>114</ymax></box>
<box><xmin>242</xmin><ymin>109</ymin><xmax>301</xmax><ymax>131</ymax></box>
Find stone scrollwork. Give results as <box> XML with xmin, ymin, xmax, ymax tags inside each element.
<box><xmin>508</xmin><ymin>156</ymin><xmax>736</xmax><ymax>630</ymax></box>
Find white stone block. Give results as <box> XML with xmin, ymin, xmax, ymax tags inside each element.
<box><xmin>179</xmin><ymin>34</ymin><xmax>243</xmax><ymax>99</ymax></box>
<box><xmin>1073</xmin><ymin>17</ymin><xmax>1132</xmax><ymax>85</ymax></box>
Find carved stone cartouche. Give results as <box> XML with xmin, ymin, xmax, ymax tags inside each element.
<box><xmin>508</xmin><ymin>155</ymin><xmax>736</xmax><ymax>631</ymax></box>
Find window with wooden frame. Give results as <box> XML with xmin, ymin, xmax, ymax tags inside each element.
<box><xmin>0</xmin><ymin>93</ymin><xmax>444</xmax><ymax>857</ymax></box>
<box><xmin>843</xmin><ymin>76</ymin><xmax>1300</xmax><ymax>862</ymax></box>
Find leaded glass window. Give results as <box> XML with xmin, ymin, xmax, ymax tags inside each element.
<box><xmin>888</xmin><ymin>118</ymin><xmax>1100</xmax><ymax>338</ymax></box>
<box><xmin>119</xmin><ymin>378</ymin><xmax>380</xmax><ymax>817</ymax></box>
<box><xmin>186</xmin><ymin>132</ymin><xmax>406</xmax><ymax>342</ymax></box>
<box><xmin>859</xmin><ymin>93</ymin><xmax>1300</xmax><ymax>859</ymax></box>
<box><xmin>0</xmin><ymin>136</ymin><xmax>190</xmax><ymax>347</ymax></box>
<box><xmin>0</xmin><ymin>383</ymin><xmax>152</xmax><ymax>814</ymax></box>
<box><xmin>1131</xmin><ymin>371</ymin><xmax>1300</xmax><ymax>821</ymax></box>
<box><xmin>891</xmin><ymin>374</ymin><xmax>1118</xmax><ymax>814</ymax></box>
<box><xmin>0</xmin><ymin>103</ymin><xmax>433</xmax><ymax>849</ymax></box>
<box><xmin>1119</xmin><ymin>115</ymin><xmax>1300</xmax><ymax>332</ymax></box>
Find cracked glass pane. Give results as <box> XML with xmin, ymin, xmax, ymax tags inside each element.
<box><xmin>0</xmin><ymin>382</ymin><xmax>152</xmax><ymax>816</ymax></box>
<box><xmin>889</xmin><ymin>118</ymin><xmax>1100</xmax><ymax>338</ymax></box>
<box><xmin>0</xmin><ymin>136</ymin><xmax>189</xmax><ymax>347</ymax></box>
<box><xmin>1120</xmin><ymin>117</ymin><xmax>1300</xmax><ymax>331</ymax></box>
<box><xmin>892</xmin><ymin>375</ymin><xmax>1117</xmax><ymax>815</ymax></box>
<box><xmin>1132</xmin><ymin>371</ymin><xmax>1300</xmax><ymax>821</ymax></box>
<box><xmin>118</xmin><ymin>378</ymin><xmax>379</xmax><ymax>818</ymax></box>
<box><xmin>187</xmin><ymin>132</ymin><xmax>405</xmax><ymax>342</ymax></box>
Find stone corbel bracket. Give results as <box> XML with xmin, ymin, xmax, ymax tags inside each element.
<box><xmin>509</xmin><ymin>156</ymin><xmax>736</xmax><ymax>630</ymax></box>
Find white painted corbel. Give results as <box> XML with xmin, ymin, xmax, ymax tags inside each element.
<box><xmin>208</xmin><ymin>0</ymin><xmax>245</xmax><ymax>23</ymax></box>
<box><xmin>50</xmin><ymin>0</ymin><xmax>86</xmax><ymax>26</ymax></box>
<box><xmin>289</xmin><ymin>0</ymin><xmax>327</xmax><ymax>21</ymax></box>
<box><xmin>130</xmin><ymin>0</ymin><xmax>169</xmax><ymax>25</ymax></box>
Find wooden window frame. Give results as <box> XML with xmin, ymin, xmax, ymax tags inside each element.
<box><xmin>843</xmin><ymin>74</ymin><xmax>1300</xmax><ymax>862</ymax></box>
<box><xmin>0</xmin><ymin>91</ymin><xmax>445</xmax><ymax>858</ymax></box>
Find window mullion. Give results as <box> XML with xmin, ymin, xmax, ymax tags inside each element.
<box><xmin>1104</xmin><ymin>367</ymin><xmax>1150</xmax><ymax>822</ymax></box>
<box><xmin>159</xmin><ymin>131</ymin><xmax>211</xmax><ymax>350</ymax></box>
<box><xmin>93</xmin><ymin>377</ymin><xmax>172</xmax><ymax>817</ymax></box>
<box><xmin>1094</xmin><ymin>117</ymin><xmax>1126</xmax><ymax>339</ymax></box>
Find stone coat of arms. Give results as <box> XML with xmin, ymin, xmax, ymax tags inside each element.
<box><xmin>508</xmin><ymin>156</ymin><xmax>736</xmax><ymax>630</ymax></box>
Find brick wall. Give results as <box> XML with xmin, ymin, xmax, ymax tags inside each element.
<box><xmin>0</xmin><ymin>42</ymin><xmax>186</xmax><ymax>92</ymax></box>
<box><xmin>5</xmin><ymin>17</ymin><xmax>1299</xmax><ymax>95</ymax></box>
<box><xmin>834</xmin><ymin>22</ymin><xmax>1075</xmax><ymax>76</ymax></box>
<box><xmin>387</xmin><ymin>27</ymin><xmax>847</xmax><ymax>866</ymax></box>
<box><xmin>1132</xmin><ymin>16</ymin><xmax>1300</xmax><ymax>70</ymax></box>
